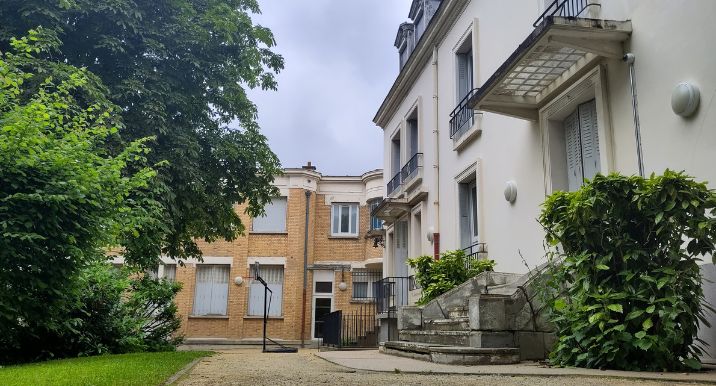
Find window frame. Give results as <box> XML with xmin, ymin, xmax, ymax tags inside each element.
<box><xmin>331</xmin><ymin>203</ymin><xmax>359</xmax><ymax>237</ymax></box>
<box><xmin>248</xmin><ymin>264</ymin><xmax>285</xmax><ymax>317</ymax></box>
<box><xmin>369</xmin><ymin>198</ymin><xmax>384</xmax><ymax>231</ymax></box>
<box><xmin>192</xmin><ymin>264</ymin><xmax>230</xmax><ymax>317</ymax></box>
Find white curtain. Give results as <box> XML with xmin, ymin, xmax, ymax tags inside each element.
<box><xmin>192</xmin><ymin>265</ymin><xmax>230</xmax><ymax>316</ymax></box>
<box><xmin>248</xmin><ymin>265</ymin><xmax>284</xmax><ymax>316</ymax></box>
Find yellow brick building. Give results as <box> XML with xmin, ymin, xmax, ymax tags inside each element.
<box><xmin>129</xmin><ymin>164</ymin><xmax>384</xmax><ymax>344</ymax></box>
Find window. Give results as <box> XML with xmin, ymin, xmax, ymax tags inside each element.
<box><xmin>369</xmin><ymin>199</ymin><xmax>383</xmax><ymax>231</ymax></box>
<box><xmin>147</xmin><ymin>263</ymin><xmax>177</xmax><ymax>281</ymax></box>
<box><xmin>458</xmin><ymin>180</ymin><xmax>478</xmax><ymax>249</ymax></box>
<box><xmin>252</xmin><ymin>197</ymin><xmax>287</xmax><ymax>232</ymax></box>
<box><xmin>414</xmin><ymin>10</ymin><xmax>425</xmax><ymax>42</ymax></box>
<box><xmin>192</xmin><ymin>265</ymin><xmax>230</xmax><ymax>316</ymax></box>
<box><xmin>248</xmin><ymin>265</ymin><xmax>284</xmax><ymax>317</ymax></box>
<box><xmin>331</xmin><ymin>203</ymin><xmax>358</xmax><ymax>236</ymax></box>
<box><xmin>351</xmin><ymin>269</ymin><xmax>382</xmax><ymax>300</ymax></box>
<box><xmin>407</xmin><ymin>113</ymin><xmax>419</xmax><ymax>159</ymax></box>
<box><xmin>564</xmin><ymin>99</ymin><xmax>600</xmax><ymax>191</ymax></box>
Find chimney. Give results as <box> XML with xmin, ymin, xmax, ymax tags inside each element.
<box><xmin>302</xmin><ymin>161</ymin><xmax>317</xmax><ymax>171</ymax></box>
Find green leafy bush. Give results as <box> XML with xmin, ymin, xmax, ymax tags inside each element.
<box><xmin>0</xmin><ymin>263</ymin><xmax>183</xmax><ymax>364</ymax></box>
<box><xmin>539</xmin><ymin>171</ymin><xmax>716</xmax><ymax>371</ymax></box>
<box><xmin>408</xmin><ymin>250</ymin><xmax>495</xmax><ymax>305</ymax></box>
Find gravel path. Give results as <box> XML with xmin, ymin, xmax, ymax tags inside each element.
<box><xmin>176</xmin><ymin>348</ymin><xmax>704</xmax><ymax>386</ymax></box>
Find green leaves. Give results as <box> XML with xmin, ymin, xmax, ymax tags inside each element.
<box><xmin>0</xmin><ymin>0</ymin><xmax>285</xmax><ymax>262</ymax></box>
<box><xmin>408</xmin><ymin>251</ymin><xmax>495</xmax><ymax>304</ymax></box>
<box><xmin>540</xmin><ymin>172</ymin><xmax>714</xmax><ymax>371</ymax></box>
<box><xmin>0</xmin><ymin>32</ymin><xmax>161</xmax><ymax>363</ymax></box>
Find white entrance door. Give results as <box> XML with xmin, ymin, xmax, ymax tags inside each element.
<box><xmin>311</xmin><ymin>270</ymin><xmax>334</xmax><ymax>339</ymax></box>
<box><xmin>394</xmin><ymin>220</ymin><xmax>409</xmax><ymax>277</ymax></box>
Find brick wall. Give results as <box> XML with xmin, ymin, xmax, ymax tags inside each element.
<box><xmin>173</xmin><ymin>185</ymin><xmax>384</xmax><ymax>342</ymax></box>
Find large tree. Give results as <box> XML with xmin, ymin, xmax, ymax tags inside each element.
<box><xmin>0</xmin><ymin>0</ymin><xmax>284</xmax><ymax>263</ymax></box>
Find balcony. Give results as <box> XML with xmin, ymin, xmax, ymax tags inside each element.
<box><xmin>468</xmin><ymin>7</ymin><xmax>631</xmax><ymax>120</ymax></box>
<box><xmin>450</xmin><ymin>88</ymin><xmax>481</xmax><ymax>141</ymax></box>
<box><xmin>462</xmin><ymin>242</ymin><xmax>488</xmax><ymax>270</ymax></box>
<box><xmin>400</xmin><ymin>152</ymin><xmax>423</xmax><ymax>192</ymax></box>
<box><xmin>386</xmin><ymin>171</ymin><xmax>402</xmax><ymax>198</ymax></box>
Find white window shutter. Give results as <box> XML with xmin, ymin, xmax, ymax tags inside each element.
<box><xmin>248</xmin><ymin>265</ymin><xmax>284</xmax><ymax>316</ymax></box>
<box><xmin>579</xmin><ymin>99</ymin><xmax>600</xmax><ymax>182</ymax></box>
<box><xmin>457</xmin><ymin>53</ymin><xmax>468</xmax><ymax>100</ymax></box>
<box><xmin>267</xmin><ymin>284</ymin><xmax>283</xmax><ymax>317</ymax></box>
<box><xmin>564</xmin><ymin>110</ymin><xmax>583</xmax><ymax>191</ymax></box>
<box><xmin>252</xmin><ymin>197</ymin><xmax>287</xmax><ymax>232</ymax></box>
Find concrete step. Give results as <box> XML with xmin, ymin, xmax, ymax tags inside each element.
<box><xmin>447</xmin><ymin>306</ymin><xmax>468</xmax><ymax>319</ymax></box>
<box><xmin>423</xmin><ymin>317</ymin><xmax>470</xmax><ymax>331</ymax></box>
<box><xmin>399</xmin><ymin>329</ymin><xmax>515</xmax><ymax>348</ymax></box>
<box><xmin>469</xmin><ymin>294</ymin><xmax>510</xmax><ymax>331</ymax></box>
<box><xmin>380</xmin><ymin>341</ymin><xmax>520</xmax><ymax>365</ymax></box>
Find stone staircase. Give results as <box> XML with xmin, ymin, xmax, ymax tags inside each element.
<box><xmin>379</xmin><ymin>270</ymin><xmax>555</xmax><ymax>365</ymax></box>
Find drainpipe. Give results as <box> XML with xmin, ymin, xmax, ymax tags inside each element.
<box><xmin>300</xmin><ymin>189</ymin><xmax>311</xmax><ymax>348</ymax></box>
<box><xmin>623</xmin><ymin>53</ymin><xmax>645</xmax><ymax>177</ymax></box>
<box><xmin>431</xmin><ymin>46</ymin><xmax>441</xmax><ymax>260</ymax></box>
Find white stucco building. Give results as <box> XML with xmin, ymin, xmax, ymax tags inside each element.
<box><xmin>373</xmin><ymin>0</ymin><xmax>716</xmax><ymax>363</ymax></box>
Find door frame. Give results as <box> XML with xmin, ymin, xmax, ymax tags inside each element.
<box><xmin>311</xmin><ymin>270</ymin><xmax>335</xmax><ymax>340</ymax></box>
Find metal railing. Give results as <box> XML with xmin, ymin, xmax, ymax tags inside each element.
<box><xmin>387</xmin><ymin>171</ymin><xmax>402</xmax><ymax>196</ymax></box>
<box><xmin>375</xmin><ymin>276</ymin><xmax>412</xmax><ymax>315</ymax></box>
<box><xmin>449</xmin><ymin>88</ymin><xmax>480</xmax><ymax>139</ymax></box>
<box><xmin>534</xmin><ymin>0</ymin><xmax>601</xmax><ymax>27</ymax></box>
<box><xmin>400</xmin><ymin>152</ymin><xmax>423</xmax><ymax>184</ymax></box>
<box><xmin>462</xmin><ymin>242</ymin><xmax>488</xmax><ymax>270</ymax></box>
<box><xmin>320</xmin><ymin>303</ymin><xmax>378</xmax><ymax>348</ymax></box>
<box><xmin>350</xmin><ymin>270</ymin><xmax>383</xmax><ymax>300</ymax></box>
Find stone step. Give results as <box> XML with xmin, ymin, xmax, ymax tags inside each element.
<box><xmin>447</xmin><ymin>306</ymin><xmax>468</xmax><ymax>319</ymax></box>
<box><xmin>399</xmin><ymin>329</ymin><xmax>515</xmax><ymax>348</ymax></box>
<box><xmin>423</xmin><ymin>317</ymin><xmax>470</xmax><ymax>331</ymax></box>
<box><xmin>380</xmin><ymin>341</ymin><xmax>520</xmax><ymax>365</ymax></box>
<box><xmin>469</xmin><ymin>294</ymin><xmax>510</xmax><ymax>331</ymax></box>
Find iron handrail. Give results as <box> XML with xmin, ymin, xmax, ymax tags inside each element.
<box><xmin>462</xmin><ymin>242</ymin><xmax>487</xmax><ymax>269</ymax></box>
<box><xmin>400</xmin><ymin>152</ymin><xmax>423</xmax><ymax>182</ymax></box>
<box><xmin>533</xmin><ymin>0</ymin><xmax>601</xmax><ymax>27</ymax></box>
<box><xmin>449</xmin><ymin>88</ymin><xmax>480</xmax><ymax>139</ymax></box>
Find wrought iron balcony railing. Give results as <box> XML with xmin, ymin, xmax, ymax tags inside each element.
<box><xmin>449</xmin><ymin>88</ymin><xmax>480</xmax><ymax>139</ymax></box>
<box><xmin>534</xmin><ymin>0</ymin><xmax>601</xmax><ymax>27</ymax></box>
<box><xmin>462</xmin><ymin>242</ymin><xmax>487</xmax><ymax>270</ymax></box>
<box><xmin>386</xmin><ymin>171</ymin><xmax>402</xmax><ymax>196</ymax></box>
<box><xmin>400</xmin><ymin>152</ymin><xmax>423</xmax><ymax>184</ymax></box>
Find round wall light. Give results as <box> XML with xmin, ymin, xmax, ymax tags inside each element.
<box><xmin>338</xmin><ymin>282</ymin><xmax>347</xmax><ymax>291</ymax></box>
<box><xmin>234</xmin><ymin>276</ymin><xmax>244</xmax><ymax>286</ymax></box>
<box><xmin>671</xmin><ymin>82</ymin><xmax>700</xmax><ymax>117</ymax></box>
<box><xmin>504</xmin><ymin>181</ymin><xmax>517</xmax><ymax>204</ymax></box>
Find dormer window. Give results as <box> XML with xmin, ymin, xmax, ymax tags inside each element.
<box><xmin>394</xmin><ymin>22</ymin><xmax>415</xmax><ymax>70</ymax></box>
<box><xmin>409</xmin><ymin>0</ymin><xmax>442</xmax><ymax>44</ymax></box>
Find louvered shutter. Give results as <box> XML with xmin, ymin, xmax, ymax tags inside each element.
<box><xmin>578</xmin><ymin>99</ymin><xmax>600</xmax><ymax>181</ymax></box>
<box><xmin>459</xmin><ymin>184</ymin><xmax>471</xmax><ymax>248</ymax></box>
<box><xmin>564</xmin><ymin>110</ymin><xmax>583</xmax><ymax>192</ymax></box>
<box><xmin>457</xmin><ymin>53</ymin><xmax>469</xmax><ymax>100</ymax></box>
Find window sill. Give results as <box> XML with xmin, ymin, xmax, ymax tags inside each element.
<box><xmin>328</xmin><ymin>235</ymin><xmax>360</xmax><ymax>240</ymax></box>
<box><xmin>350</xmin><ymin>299</ymin><xmax>376</xmax><ymax>304</ymax></box>
<box><xmin>243</xmin><ymin>315</ymin><xmax>284</xmax><ymax>320</ymax></box>
<box><xmin>188</xmin><ymin>315</ymin><xmax>229</xmax><ymax>319</ymax></box>
<box><xmin>249</xmin><ymin>231</ymin><xmax>288</xmax><ymax>235</ymax></box>
<box><xmin>452</xmin><ymin>122</ymin><xmax>482</xmax><ymax>152</ymax></box>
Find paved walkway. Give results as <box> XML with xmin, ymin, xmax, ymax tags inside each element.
<box><xmin>175</xmin><ymin>347</ymin><xmax>716</xmax><ymax>385</ymax></box>
<box><xmin>317</xmin><ymin>349</ymin><xmax>716</xmax><ymax>384</ymax></box>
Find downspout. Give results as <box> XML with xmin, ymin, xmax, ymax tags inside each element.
<box><xmin>300</xmin><ymin>189</ymin><xmax>311</xmax><ymax>348</ymax></box>
<box><xmin>431</xmin><ymin>46</ymin><xmax>441</xmax><ymax>260</ymax></box>
<box><xmin>623</xmin><ymin>53</ymin><xmax>645</xmax><ymax>177</ymax></box>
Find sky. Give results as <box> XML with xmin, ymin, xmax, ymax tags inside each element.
<box><xmin>243</xmin><ymin>0</ymin><xmax>413</xmax><ymax>176</ymax></box>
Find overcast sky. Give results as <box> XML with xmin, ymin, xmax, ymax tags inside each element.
<box><xmin>243</xmin><ymin>0</ymin><xmax>413</xmax><ymax>176</ymax></box>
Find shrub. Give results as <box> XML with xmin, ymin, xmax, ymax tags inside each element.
<box><xmin>0</xmin><ymin>263</ymin><xmax>183</xmax><ymax>364</ymax></box>
<box><xmin>539</xmin><ymin>171</ymin><xmax>716</xmax><ymax>371</ymax></box>
<box><xmin>408</xmin><ymin>250</ymin><xmax>495</xmax><ymax>305</ymax></box>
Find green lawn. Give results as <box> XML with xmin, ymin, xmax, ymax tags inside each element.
<box><xmin>0</xmin><ymin>351</ymin><xmax>212</xmax><ymax>386</ymax></box>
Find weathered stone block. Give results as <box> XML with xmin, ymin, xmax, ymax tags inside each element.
<box><xmin>397</xmin><ymin>305</ymin><xmax>422</xmax><ymax>330</ymax></box>
<box><xmin>469</xmin><ymin>294</ymin><xmax>508</xmax><ymax>331</ymax></box>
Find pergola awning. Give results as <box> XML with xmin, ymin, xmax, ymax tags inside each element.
<box><xmin>468</xmin><ymin>16</ymin><xmax>632</xmax><ymax>120</ymax></box>
<box><xmin>372</xmin><ymin>198</ymin><xmax>411</xmax><ymax>225</ymax></box>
